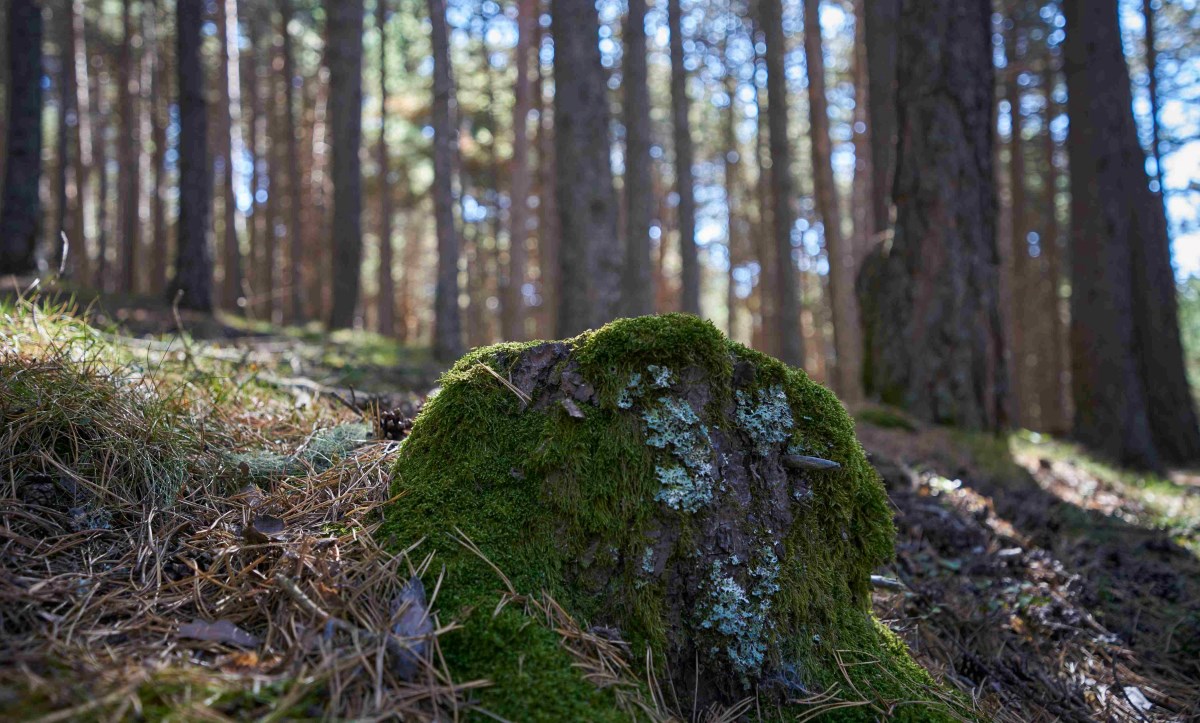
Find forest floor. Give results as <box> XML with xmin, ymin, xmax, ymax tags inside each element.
<box><xmin>2</xmin><ymin>289</ymin><xmax>1199</xmax><ymax>721</ymax></box>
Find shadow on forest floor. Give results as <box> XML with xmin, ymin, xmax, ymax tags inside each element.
<box><xmin>858</xmin><ymin>418</ymin><xmax>1200</xmax><ymax>722</ymax></box>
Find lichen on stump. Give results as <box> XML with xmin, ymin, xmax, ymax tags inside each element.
<box><xmin>381</xmin><ymin>315</ymin><xmax>956</xmax><ymax>719</ymax></box>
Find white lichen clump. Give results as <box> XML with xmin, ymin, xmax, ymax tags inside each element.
<box><xmin>735</xmin><ymin>385</ymin><xmax>794</xmax><ymax>454</ymax></box>
<box><xmin>643</xmin><ymin>395</ymin><xmax>718</xmax><ymax>512</ymax></box>
<box><xmin>698</xmin><ymin>546</ymin><xmax>782</xmax><ymax>682</ymax></box>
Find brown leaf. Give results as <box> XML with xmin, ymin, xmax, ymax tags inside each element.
<box><xmin>178</xmin><ymin>619</ymin><xmax>260</xmax><ymax>648</ymax></box>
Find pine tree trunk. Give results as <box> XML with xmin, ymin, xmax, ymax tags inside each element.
<box><xmin>552</xmin><ymin>0</ymin><xmax>622</xmax><ymax>336</ymax></box>
<box><xmin>668</xmin><ymin>0</ymin><xmax>700</xmax><ymax>315</ymax></box>
<box><xmin>1064</xmin><ymin>0</ymin><xmax>1200</xmax><ymax>467</ymax></box>
<box><xmin>93</xmin><ymin>63</ymin><xmax>112</xmax><ymax>289</ymax></box>
<box><xmin>280</xmin><ymin>0</ymin><xmax>305</xmax><ymax>323</ymax></box>
<box><xmin>429</xmin><ymin>0</ymin><xmax>463</xmax><ymax>360</ymax></box>
<box><xmin>54</xmin><ymin>5</ymin><xmax>71</xmax><ymax>274</ymax></box>
<box><xmin>170</xmin><ymin>0</ymin><xmax>214</xmax><ymax>311</ymax></box>
<box><xmin>759</xmin><ymin>0</ymin><xmax>802</xmax><ymax>366</ymax></box>
<box><xmin>216</xmin><ymin>0</ymin><xmax>246</xmax><ymax>311</ymax></box>
<box><xmin>117</xmin><ymin>0</ymin><xmax>141</xmax><ymax>293</ymax></box>
<box><xmin>66</xmin><ymin>0</ymin><xmax>92</xmax><ymax>282</ymax></box>
<box><xmin>857</xmin><ymin>0</ymin><xmax>1006</xmax><ymax>431</ymax></box>
<box><xmin>723</xmin><ymin>20</ymin><xmax>740</xmax><ymax>338</ymax></box>
<box><xmin>326</xmin><ymin>0</ymin><xmax>365</xmax><ymax>329</ymax></box>
<box><xmin>0</xmin><ymin>0</ymin><xmax>44</xmax><ymax>275</ymax></box>
<box><xmin>503</xmin><ymin>0</ymin><xmax>534</xmax><ymax>340</ymax></box>
<box><xmin>535</xmin><ymin>14</ymin><xmax>560</xmax><ymax>338</ymax></box>
<box><xmin>863</xmin><ymin>0</ymin><xmax>898</xmax><ymax>236</ymax></box>
<box><xmin>1039</xmin><ymin>65</ymin><xmax>1068</xmax><ymax>434</ymax></box>
<box><xmin>804</xmin><ymin>0</ymin><xmax>860</xmax><ymax>403</ymax></box>
<box><xmin>148</xmin><ymin>0</ymin><xmax>168</xmax><ymax>294</ymax></box>
<box><xmin>622</xmin><ymin>0</ymin><xmax>655</xmax><ymax>318</ymax></box>
<box><xmin>376</xmin><ymin>0</ymin><xmax>396</xmax><ymax>337</ymax></box>
<box><xmin>1005</xmin><ymin>22</ymin><xmax>1031</xmax><ymax>428</ymax></box>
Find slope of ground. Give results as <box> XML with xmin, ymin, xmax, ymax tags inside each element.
<box><xmin>1</xmin><ymin>294</ymin><xmax>1197</xmax><ymax>720</ymax></box>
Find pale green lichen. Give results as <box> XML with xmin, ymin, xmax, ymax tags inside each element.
<box><xmin>736</xmin><ymin>385</ymin><xmax>794</xmax><ymax>454</ymax></box>
<box><xmin>646</xmin><ymin>364</ymin><xmax>674</xmax><ymax>389</ymax></box>
<box><xmin>698</xmin><ymin>548</ymin><xmax>782</xmax><ymax>683</ymax></box>
<box><xmin>654</xmin><ymin>463</ymin><xmax>714</xmax><ymax>512</ymax></box>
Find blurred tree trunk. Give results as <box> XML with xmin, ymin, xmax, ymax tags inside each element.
<box><xmin>117</xmin><ymin>0</ymin><xmax>140</xmax><ymax>293</ymax></box>
<box><xmin>622</xmin><ymin>0</ymin><xmax>655</xmax><ymax>318</ymax></box>
<box><xmin>1039</xmin><ymin>61</ymin><xmax>1068</xmax><ymax>434</ymax></box>
<box><xmin>0</xmin><ymin>0</ymin><xmax>43</xmax><ymax>275</ymax></box>
<box><xmin>67</xmin><ymin>0</ymin><xmax>93</xmax><ymax>282</ymax></box>
<box><xmin>1005</xmin><ymin>21</ymin><xmax>1031</xmax><ymax>428</ymax></box>
<box><xmin>54</xmin><ymin>6</ymin><xmax>71</xmax><ymax>274</ymax></box>
<box><xmin>552</xmin><ymin>0</ymin><xmax>622</xmax><ymax>335</ymax></box>
<box><xmin>722</xmin><ymin>17</ymin><xmax>740</xmax><ymax>338</ymax></box>
<box><xmin>148</xmin><ymin>0</ymin><xmax>168</xmax><ymax>295</ymax></box>
<box><xmin>1064</xmin><ymin>0</ymin><xmax>1200</xmax><ymax>468</ymax></box>
<box><xmin>327</xmin><ymin>0</ymin><xmax>365</xmax><ymax>329</ymax></box>
<box><xmin>429</xmin><ymin>0</ymin><xmax>463</xmax><ymax>360</ymax></box>
<box><xmin>170</xmin><ymin>0</ymin><xmax>213</xmax><ymax>311</ymax></box>
<box><xmin>280</xmin><ymin>0</ymin><xmax>305</xmax><ymax>323</ymax></box>
<box><xmin>535</xmin><ymin>13</ymin><xmax>560</xmax><ymax>338</ymax></box>
<box><xmin>376</xmin><ymin>0</ymin><xmax>395</xmax><ymax>337</ymax></box>
<box><xmin>244</xmin><ymin>3</ymin><xmax>266</xmax><ymax>318</ymax></box>
<box><xmin>216</xmin><ymin>0</ymin><xmax>245</xmax><ymax>311</ymax></box>
<box><xmin>804</xmin><ymin>0</ymin><xmax>860</xmax><ymax>403</ymax></box>
<box><xmin>669</xmin><ymin>0</ymin><xmax>699</xmax><ymax>315</ymax></box>
<box><xmin>862</xmin><ymin>0</ymin><xmax>898</xmax><ymax>236</ymax></box>
<box><xmin>752</xmin><ymin>46</ymin><xmax>776</xmax><ymax>356</ymax></box>
<box><xmin>93</xmin><ymin>62</ymin><xmax>112</xmax><ymax>289</ymax></box>
<box><xmin>504</xmin><ymin>0</ymin><xmax>535</xmax><ymax>339</ymax></box>
<box><xmin>857</xmin><ymin>0</ymin><xmax>1006</xmax><ymax>431</ymax></box>
<box><xmin>759</xmin><ymin>0</ymin><xmax>802</xmax><ymax>366</ymax></box>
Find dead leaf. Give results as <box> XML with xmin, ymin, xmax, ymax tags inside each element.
<box><xmin>561</xmin><ymin>398</ymin><xmax>585</xmax><ymax>419</ymax></box>
<box><xmin>243</xmin><ymin>514</ymin><xmax>285</xmax><ymax>544</ymax></box>
<box><xmin>178</xmin><ymin>619</ymin><xmax>260</xmax><ymax>648</ymax></box>
<box><xmin>388</xmin><ymin>576</ymin><xmax>433</xmax><ymax>680</ymax></box>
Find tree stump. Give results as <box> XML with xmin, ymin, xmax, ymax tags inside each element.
<box><xmin>382</xmin><ymin>315</ymin><xmax>955</xmax><ymax>719</ymax></box>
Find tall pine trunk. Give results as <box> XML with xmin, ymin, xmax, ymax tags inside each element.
<box><xmin>1064</xmin><ymin>0</ymin><xmax>1200</xmax><ymax>468</ymax></box>
<box><xmin>429</xmin><ymin>0</ymin><xmax>463</xmax><ymax>360</ymax></box>
<box><xmin>0</xmin><ymin>0</ymin><xmax>44</xmax><ymax>275</ymax></box>
<box><xmin>170</xmin><ymin>0</ymin><xmax>214</xmax><ymax>311</ymax></box>
<box><xmin>503</xmin><ymin>0</ymin><xmax>535</xmax><ymax>339</ymax></box>
<box><xmin>117</xmin><ymin>0</ymin><xmax>141</xmax><ymax>293</ymax></box>
<box><xmin>326</xmin><ymin>0</ymin><xmax>365</xmax><ymax>329</ymax></box>
<box><xmin>552</xmin><ymin>0</ymin><xmax>622</xmax><ymax>335</ymax></box>
<box><xmin>803</xmin><ymin>0</ymin><xmax>860</xmax><ymax>403</ymax></box>
<box><xmin>862</xmin><ymin>0</ymin><xmax>898</xmax><ymax>237</ymax></box>
<box><xmin>376</xmin><ymin>0</ymin><xmax>395</xmax><ymax>336</ymax></box>
<box><xmin>280</xmin><ymin>0</ymin><xmax>305</xmax><ymax>323</ymax></box>
<box><xmin>857</xmin><ymin>0</ymin><xmax>1006</xmax><ymax>431</ymax></box>
<box><xmin>668</xmin><ymin>0</ymin><xmax>699</xmax><ymax>315</ymax></box>
<box><xmin>216</xmin><ymin>0</ymin><xmax>245</xmax><ymax>310</ymax></box>
<box><xmin>622</xmin><ymin>0</ymin><xmax>655</xmax><ymax>318</ymax></box>
<box><xmin>148</xmin><ymin>0</ymin><xmax>169</xmax><ymax>294</ymax></box>
<box><xmin>759</xmin><ymin>0</ymin><xmax>802</xmax><ymax>366</ymax></box>
<box><xmin>67</xmin><ymin>0</ymin><xmax>92</xmax><ymax>281</ymax></box>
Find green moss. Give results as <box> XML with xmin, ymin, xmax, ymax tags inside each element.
<box><xmin>380</xmin><ymin>314</ymin><xmax>964</xmax><ymax>719</ymax></box>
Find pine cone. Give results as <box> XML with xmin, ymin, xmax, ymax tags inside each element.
<box><xmin>19</xmin><ymin>474</ymin><xmax>62</xmax><ymax>509</ymax></box>
<box><xmin>378</xmin><ymin>408</ymin><xmax>415</xmax><ymax>442</ymax></box>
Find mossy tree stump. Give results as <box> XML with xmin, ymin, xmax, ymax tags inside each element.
<box><xmin>382</xmin><ymin>315</ymin><xmax>954</xmax><ymax>720</ymax></box>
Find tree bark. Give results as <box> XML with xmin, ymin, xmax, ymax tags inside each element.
<box><xmin>1005</xmin><ymin>21</ymin><xmax>1031</xmax><ymax>428</ymax></box>
<box><xmin>622</xmin><ymin>0</ymin><xmax>655</xmax><ymax>318</ymax></box>
<box><xmin>804</xmin><ymin>0</ymin><xmax>860</xmax><ymax>403</ymax></box>
<box><xmin>863</xmin><ymin>0</ymin><xmax>898</xmax><ymax>236</ymax></box>
<box><xmin>376</xmin><ymin>0</ymin><xmax>395</xmax><ymax>336</ymax></box>
<box><xmin>503</xmin><ymin>0</ymin><xmax>535</xmax><ymax>340</ymax></box>
<box><xmin>857</xmin><ymin>0</ymin><xmax>1006</xmax><ymax>431</ymax></box>
<box><xmin>1039</xmin><ymin>62</ymin><xmax>1068</xmax><ymax>434</ymax></box>
<box><xmin>429</xmin><ymin>0</ymin><xmax>463</xmax><ymax>360</ymax></box>
<box><xmin>66</xmin><ymin>0</ymin><xmax>92</xmax><ymax>282</ymax></box>
<box><xmin>0</xmin><ymin>0</ymin><xmax>44</xmax><ymax>275</ymax></box>
<box><xmin>280</xmin><ymin>0</ymin><xmax>305</xmax><ymax>323</ymax></box>
<box><xmin>535</xmin><ymin>12</ymin><xmax>560</xmax><ymax>338</ymax></box>
<box><xmin>669</xmin><ymin>0</ymin><xmax>700</xmax><ymax>315</ymax></box>
<box><xmin>54</xmin><ymin>4</ymin><xmax>71</xmax><ymax>274</ymax></box>
<box><xmin>552</xmin><ymin>0</ymin><xmax>622</xmax><ymax>336</ymax></box>
<box><xmin>148</xmin><ymin>0</ymin><xmax>168</xmax><ymax>294</ymax></box>
<box><xmin>326</xmin><ymin>0</ymin><xmax>365</xmax><ymax>329</ymax></box>
<box><xmin>117</xmin><ymin>0</ymin><xmax>141</xmax><ymax>293</ymax></box>
<box><xmin>1064</xmin><ymin>0</ymin><xmax>1200</xmax><ymax>467</ymax></box>
<box><xmin>170</xmin><ymin>0</ymin><xmax>214</xmax><ymax>311</ymax></box>
<box><xmin>216</xmin><ymin>0</ymin><xmax>246</xmax><ymax>311</ymax></box>
<box><xmin>92</xmin><ymin>62</ymin><xmax>111</xmax><ymax>288</ymax></box>
<box><xmin>759</xmin><ymin>0</ymin><xmax>802</xmax><ymax>366</ymax></box>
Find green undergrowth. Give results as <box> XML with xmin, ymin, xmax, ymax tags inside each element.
<box><xmin>381</xmin><ymin>314</ymin><xmax>967</xmax><ymax>720</ymax></box>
